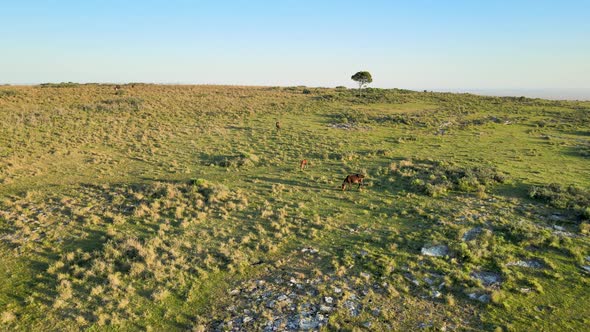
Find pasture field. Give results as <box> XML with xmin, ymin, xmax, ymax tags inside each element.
<box><xmin>0</xmin><ymin>84</ymin><xmax>589</xmax><ymax>331</ymax></box>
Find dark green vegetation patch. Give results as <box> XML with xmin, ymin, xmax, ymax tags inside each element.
<box><xmin>529</xmin><ymin>184</ymin><xmax>590</xmax><ymax>219</ymax></box>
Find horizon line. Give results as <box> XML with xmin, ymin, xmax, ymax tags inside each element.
<box><xmin>2</xmin><ymin>83</ymin><xmax>589</xmax><ymax>101</ymax></box>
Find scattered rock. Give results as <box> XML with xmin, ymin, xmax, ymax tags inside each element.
<box><xmin>581</xmin><ymin>266</ymin><xmax>590</xmax><ymax>274</ymax></box>
<box><xmin>471</xmin><ymin>271</ymin><xmax>502</xmax><ymax>287</ymax></box>
<box><xmin>298</xmin><ymin>315</ymin><xmax>322</xmax><ymax>330</ymax></box>
<box><xmin>220</xmin><ymin>266</ymin><xmax>387</xmax><ymax>330</ymax></box>
<box><xmin>418</xmin><ymin>321</ymin><xmax>434</xmax><ymax>329</ymax></box>
<box><xmin>507</xmin><ymin>260</ymin><xmax>544</xmax><ymax>269</ymax></box>
<box><xmin>343</xmin><ymin>299</ymin><xmax>361</xmax><ymax>317</ymax></box>
<box><xmin>405</xmin><ymin>273</ymin><xmax>420</xmax><ymax>286</ymax></box>
<box><xmin>462</xmin><ymin>227</ymin><xmax>483</xmax><ymax>241</ymax></box>
<box><xmin>553</xmin><ymin>225</ymin><xmax>566</xmax><ymax>231</ymax></box>
<box><xmin>544</xmin><ymin>222</ymin><xmax>577</xmax><ymax>237</ymax></box>
<box><xmin>467</xmin><ymin>292</ymin><xmax>491</xmax><ymax>303</ymax></box>
<box><xmin>301</xmin><ymin>247</ymin><xmax>319</xmax><ymax>254</ymax></box>
<box><xmin>328</xmin><ymin>123</ymin><xmax>370</xmax><ymax>131</ymax></box>
<box><xmin>552</xmin><ymin>229</ymin><xmax>576</xmax><ymax>238</ymax></box>
<box><xmin>549</xmin><ymin>214</ymin><xmax>565</xmax><ymax>222</ymax></box>
<box><xmin>421</xmin><ymin>244</ymin><xmax>449</xmax><ymax>257</ymax></box>
<box><xmin>286</xmin><ymin>304</ymin><xmax>326</xmax><ymax>331</ymax></box>
<box><xmin>263</xmin><ymin>318</ymin><xmax>284</xmax><ymax>332</ymax></box>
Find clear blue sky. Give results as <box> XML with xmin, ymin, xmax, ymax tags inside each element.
<box><xmin>2</xmin><ymin>0</ymin><xmax>589</xmax><ymax>89</ymax></box>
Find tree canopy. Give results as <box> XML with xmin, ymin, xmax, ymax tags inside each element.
<box><xmin>351</xmin><ymin>71</ymin><xmax>373</xmax><ymax>96</ymax></box>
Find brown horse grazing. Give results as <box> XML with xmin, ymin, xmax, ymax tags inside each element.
<box><xmin>276</xmin><ymin>121</ymin><xmax>281</xmax><ymax>131</ymax></box>
<box><xmin>300</xmin><ymin>159</ymin><xmax>308</xmax><ymax>171</ymax></box>
<box><xmin>341</xmin><ymin>174</ymin><xmax>365</xmax><ymax>191</ymax></box>
<box><xmin>114</xmin><ymin>85</ymin><xmax>121</xmax><ymax>91</ymax></box>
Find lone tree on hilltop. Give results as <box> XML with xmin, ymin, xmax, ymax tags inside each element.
<box><xmin>351</xmin><ymin>71</ymin><xmax>373</xmax><ymax>97</ymax></box>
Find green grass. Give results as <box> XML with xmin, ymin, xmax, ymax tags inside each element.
<box><xmin>0</xmin><ymin>84</ymin><xmax>589</xmax><ymax>330</ymax></box>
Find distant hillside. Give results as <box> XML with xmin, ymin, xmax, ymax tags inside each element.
<box><xmin>435</xmin><ymin>88</ymin><xmax>590</xmax><ymax>101</ymax></box>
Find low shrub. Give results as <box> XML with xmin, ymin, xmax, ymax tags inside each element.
<box><xmin>0</xmin><ymin>90</ymin><xmax>17</xmax><ymax>98</ymax></box>
<box><xmin>40</xmin><ymin>82</ymin><xmax>79</xmax><ymax>88</ymax></box>
<box><xmin>529</xmin><ymin>184</ymin><xmax>589</xmax><ymax>219</ymax></box>
<box><xmin>211</xmin><ymin>152</ymin><xmax>259</xmax><ymax>168</ymax></box>
<box><xmin>392</xmin><ymin>159</ymin><xmax>507</xmax><ymax>197</ymax></box>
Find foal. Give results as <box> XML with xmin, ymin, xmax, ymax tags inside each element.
<box><xmin>300</xmin><ymin>159</ymin><xmax>308</xmax><ymax>171</ymax></box>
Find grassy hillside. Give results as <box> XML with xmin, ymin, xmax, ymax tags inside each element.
<box><xmin>0</xmin><ymin>84</ymin><xmax>589</xmax><ymax>331</ymax></box>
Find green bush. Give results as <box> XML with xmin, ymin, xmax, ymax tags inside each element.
<box><xmin>0</xmin><ymin>90</ymin><xmax>17</xmax><ymax>97</ymax></box>
<box><xmin>393</xmin><ymin>159</ymin><xmax>506</xmax><ymax>197</ymax></box>
<box><xmin>40</xmin><ymin>82</ymin><xmax>79</xmax><ymax>88</ymax></box>
<box><xmin>529</xmin><ymin>184</ymin><xmax>590</xmax><ymax>219</ymax></box>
